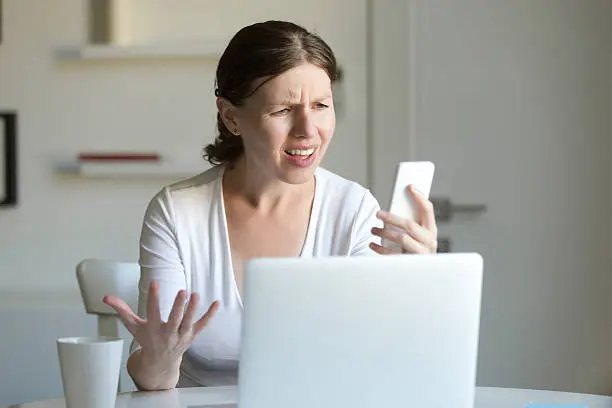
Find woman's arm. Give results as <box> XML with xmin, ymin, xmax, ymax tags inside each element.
<box><xmin>127</xmin><ymin>188</ymin><xmax>188</xmax><ymax>390</ymax></box>
<box><xmin>127</xmin><ymin>347</ymin><xmax>182</xmax><ymax>391</ymax></box>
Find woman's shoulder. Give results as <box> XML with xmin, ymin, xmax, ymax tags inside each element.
<box><xmin>146</xmin><ymin>165</ymin><xmax>223</xmax><ymax>211</ymax></box>
<box><xmin>315</xmin><ymin>167</ymin><xmax>380</xmax><ymax>209</ymax></box>
<box><xmin>316</xmin><ymin>167</ymin><xmax>369</xmax><ymax>194</ymax></box>
<box><xmin>312</xmin><ymin>168</ymin><xmax>381</xmax><ymax>251</ymax></box>
<box><xmin>166</xmin><ymin>165</ymin><xmax>224</xmax><ymax>193</ymax></box>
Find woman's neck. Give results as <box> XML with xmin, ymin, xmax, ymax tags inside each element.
<box><xmin>223</xmin><ymin>156</ymin><xmax>314</xmax><ymax>212</ymax></box>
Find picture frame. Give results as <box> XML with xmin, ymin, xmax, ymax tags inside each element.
<box><xmin>0</xmin><ymin>111</ymin><xmax>17</xmax><ymax>207</ymax></box>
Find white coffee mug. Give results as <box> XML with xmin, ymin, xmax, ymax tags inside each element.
<box><xmin>57</xmin><ymin>336</ymin><xmax>124</xmax><ymax>408</ymax></box>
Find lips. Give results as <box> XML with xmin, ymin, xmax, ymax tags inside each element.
<box><xmin>283</xmin><ymin>146</ymin><xmax>317</xmax><ymax>157</ymax></box>
<box><xmin>283</xmin><ymin>146</ymin><xmax>318</xmax><ymax>168</ymax></box>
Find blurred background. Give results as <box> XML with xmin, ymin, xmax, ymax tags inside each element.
<box><xmin>1</xmin><ymin>0</ymin><xmax>611</xmax><ymax>405</ymax></box>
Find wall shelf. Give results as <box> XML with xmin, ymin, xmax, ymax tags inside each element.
<box><xmin>55</xmin><ymin>161</ymin><xmax>208</xmax><ymax>179</ymax></box>
<box><xmin>54</xmin><ymin>40</ymin><xmax>226</xmax><ymax>60</ymax></box>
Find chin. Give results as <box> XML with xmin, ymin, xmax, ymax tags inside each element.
<box><xmin>277</xmin><ymin>168</ymin><xmax>316</xmax><ymax>185</ymax></box>
<box><xmin>276</xmin><ymin>146</ymin><xmax>325</xmax><ymax>184</ymax></box>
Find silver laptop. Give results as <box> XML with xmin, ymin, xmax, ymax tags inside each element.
<box><xmin>235</xmin><ymin>253</ymin><xmax>483</xmax><ymax>408</ymax></box>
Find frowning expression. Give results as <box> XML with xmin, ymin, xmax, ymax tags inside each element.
<box><xmin>221</xmin><ymin>63</ymin><xmax>335</xmax><ymax>184</ymax></box>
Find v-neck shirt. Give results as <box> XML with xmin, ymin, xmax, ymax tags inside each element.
<box><xmin>131</xmin><ymin>165</ymin><xmax>381</xmax><ymax>387</ymax></box>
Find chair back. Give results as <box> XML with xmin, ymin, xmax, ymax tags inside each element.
<box><xmin>76</xmin><ymin>259</ymin><xmax>140</xmax><ymax>317</ymax></box>
<box><xmin>76</xmin><ymin>259</ymin><xmax>140</xmax><ymax>392</ymax></box>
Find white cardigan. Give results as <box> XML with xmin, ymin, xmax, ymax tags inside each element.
<box><xmin>131</xmin><ymin>165</ymin><xmax>382</xmax><ymax>387</ymax></box>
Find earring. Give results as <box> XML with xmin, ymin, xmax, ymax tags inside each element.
<box><xmin>234</xmin><ymin>128</ymin><xmax>240</xmax><ymax>136</ymax></box>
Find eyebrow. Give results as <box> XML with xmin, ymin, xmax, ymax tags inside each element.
<box><xmin>268</xmin><ymin>94</ymin><xmax>333</xmax><ymax>106</ymax></box>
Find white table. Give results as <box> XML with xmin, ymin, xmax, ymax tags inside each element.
<box><xmin>8</xmin><ymin>386</ymin><xmax>612</xmax><ymax>407</ymax></box>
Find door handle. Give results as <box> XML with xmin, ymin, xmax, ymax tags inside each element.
<box><xmin>0</xmin><ymin>112</ymin><xmax>18</xmax><ymax>207</ymax></box>
<box><xmin>430</xmin><ymin>197</ymin><xmax>487</xmax><ymax>223</ymax></box>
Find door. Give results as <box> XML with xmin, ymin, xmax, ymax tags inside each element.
<box><xmin>373</xmin><ymin>0</ymin><xmax>612</xmax><ymax>395</ymax></box>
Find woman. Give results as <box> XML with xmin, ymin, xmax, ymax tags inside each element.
<box><xmin>104</xmin><ymin>20</ymin><xmax>438</xmax><ymax>391</ymax></box>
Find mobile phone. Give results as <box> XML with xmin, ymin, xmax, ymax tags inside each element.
<box><xmin>383</xmin><ymin>161</ymin><xmax>435</xmax><ymax>249</ymax></box>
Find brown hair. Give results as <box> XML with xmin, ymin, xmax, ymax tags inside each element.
<box><xmin>202</xmin><ymin>20</ymin><xmax>339</xmax><ymax>166</ymax></box>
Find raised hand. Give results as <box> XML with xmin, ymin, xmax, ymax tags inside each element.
<box><xmin>103</xmin><ymin>280</ymin><xmax>219</xmax><ymax>365</ymax></box>
<box><xmin>369</xmin><ymin>184</ymin><xmax>438</xmax><ymax>254</ymax></box>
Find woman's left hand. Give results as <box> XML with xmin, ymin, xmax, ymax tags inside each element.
<box><xmin>369</xmin><ymin>185</ymin><xmax>438</xmax><ymax>254</ymax></box>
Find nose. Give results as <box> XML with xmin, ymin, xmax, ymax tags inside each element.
<box><xmin>292</xmin><ymin>108</ymin><xmax>317</xmax><ymax>139</ymax></box>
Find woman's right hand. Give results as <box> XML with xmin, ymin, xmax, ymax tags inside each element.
<box><xmin>103</xmin><ymin>280</ymin><xmax>220</xmax><ymax>368</ymax></box>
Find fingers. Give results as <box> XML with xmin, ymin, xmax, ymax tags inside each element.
<box><xmin>369</xmin><ymin>242</ymin><xmax>398</xmax><ymax>255</ymax></box>
<box><xmin>103</xmin><ymin>295</ymin><xmax>145</xmax><ymax>336</ymax></box>
<box><xmin>193</xmin><ymin>301</ymin><xmax>220</xmax><ymax>335</ymax></box>
<box><xmin>146</xmin><ymin>280</ymin><xmax>162</xmax><ymax>325</ymax></box>
<box><xmin>372</xmin><ymin>213</ymin><xmax>435</xmax><ymax>244</ymax></box>
<box><xmin>371</xmin><ymin>227</ymin><xmax>429</xmax><ymax>254</ymax></box>
<box><xmin>375</xmin><ymin>186</ymin><xmax>438</xmax><ymax>254</ymax></box>
<box><xmin>408</xmin><ymin>185</ymin><xmax>437</xmax><ymax>233</ymax></box>
<box><xmin>166</xmin><ymin>290</ymin><xmax>187</xmax><ymax>330</ymax></box>
<box><xmin>372</xmin><ymin>226</ymin><xmax>406</xmax><ymax>247</ymax></box>
<box><xmin>375</xmin><ymin>210</ymin><xmax>410</xmax><ymax>231</ymax></box>
<box><xmin>373</xmin><ymin>220</ymin><xmax>435</xmax><ymax>249</ymax></box>
<box><xmin>179</xmin><ymin>292</ymin><xmax>201</xmax><ymax>335</ymax></box>
<box><xmin>400</xmin><ymin>233</ymin><xmax>431</xmax><ymax>254</ymax></box>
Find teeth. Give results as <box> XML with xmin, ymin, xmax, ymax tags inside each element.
<box><xmin>286</xmin><ymin>148</ymin><xmax>315</xmax><ymax>156</ymax></box>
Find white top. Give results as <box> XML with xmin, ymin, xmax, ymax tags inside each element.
<box><xmin>131</xmin><ymin>165</ymin><xmax>382</xmax><ymax>387</ymax></box>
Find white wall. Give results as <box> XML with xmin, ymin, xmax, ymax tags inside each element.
<box><xmin>0</xmin><ymin>0</ymin><xmax>368</xmax><ymax>404</ymax></box>
<box><xmin>0</xmin><ymin>0</ymin><xmax>215</xmax><ymax>294</ymax></box>
<box><xmin>0</xmin><ymin>295</ymin><xmax>95</xmax><ymax>403</ymax></box>
<box><xmin>1</xmin><ymin>0</ymin><xmax>212</xmax><ymax>403</ymax></box>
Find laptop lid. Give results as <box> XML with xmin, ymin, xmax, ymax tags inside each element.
<box><xmin>237</xmin><ymin>253</ymin><xmax>483</xmax><ymax>408</ymax></box>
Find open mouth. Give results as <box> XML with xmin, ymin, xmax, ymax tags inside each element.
<box><xmin>284</xmin><ymin>147</ymin><xmax>316</xmax><ymax>159</ymax></box>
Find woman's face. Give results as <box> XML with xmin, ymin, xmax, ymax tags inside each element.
<box><xmin>220</xmin><ymin>63</ymin><xmax>335</xmax><ymax>185</ymax></box>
